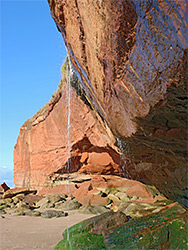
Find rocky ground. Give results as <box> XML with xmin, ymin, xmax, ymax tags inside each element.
<box><xmin>1</xmin><ymin>175</ymin><xmax>187</xmax><ymax>249</ymax></box>
<box><xmin>0</xmin><ymin>174</ymin><xmax>171</xmax><ymax>218</ymax></box>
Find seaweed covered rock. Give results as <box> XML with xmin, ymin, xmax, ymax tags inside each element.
<box><xmin>55</xmin><ymin>202</ymin><xmax>187</xmax><ymax>249</ymax></box>
<box><xmin>55</xmin><ymin>198</ymin><xmax>81</xmax><ymax>210</ymax></box>
<box><xmin>41</xmin><ymin>209</ymin><xmax>68</xmax><ymax>218</ymax></box>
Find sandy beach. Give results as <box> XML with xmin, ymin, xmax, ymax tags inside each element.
<box><xmin>0</xmin><ymin>210</ymin><xmax>95</xmax><ymax>250</ymax></box>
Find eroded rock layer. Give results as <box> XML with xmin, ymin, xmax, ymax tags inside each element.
<box><xmin>47</xmin><ymin>0</ymin><xmax>188</xmax><ymax>206</ymax></box>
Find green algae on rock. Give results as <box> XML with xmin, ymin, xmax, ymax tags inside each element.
<box><xmin>55</xmin><ymin>212</ymin><xmax>112</xmax><ymax>250</ymax></box>
<box><xmin>55</xmin><ymin>203</ymin><xmax>187</xmax><ymax>250</ymax></box>
<box><xmin>106</xmin><ymin>203</ymin><xmax>187</xmax><ymax>249</ymax></box>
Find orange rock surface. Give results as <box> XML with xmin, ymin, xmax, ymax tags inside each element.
<box><xmin>3</xmin><ymin>187</ymin><xmax>36</xmax><ymax>199</ymax></box>
<box><xmin>14</xmin><ymin>67</ymin><xmax>117</xmax><ymax>190</ymax></box>
<box><xmin>47</xmin><ymin>0</ymin><xmax>188</xmax><ymax>206</ymax></box>
<box><xmin>37</xmin><ymin>184</ymin><xmax>77</xmax><ymax>196</ymax></box>
<box><xmin>13</xmin><ymin>0</ymin><xmax>187</xmax><ymax>207</ymax></box>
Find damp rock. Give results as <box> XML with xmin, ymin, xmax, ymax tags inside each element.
<box><xmin>41</xmin><ymin>209</ymin><xmax>68</xmax><ymax>218</ymax></box>
<box><xmin>24</xmin><ymin>210</ymin><xmax>41</xmax><ymax>217</ymax></box>
<box><xmin>78</xmin><ymin>205</ymin><xmax>109</xmax><ymax>215</ymax></box>
<box><xmin>55</xmin><ymin>198</ymin><xmax>81</xmax><ymax>210</ymax></box>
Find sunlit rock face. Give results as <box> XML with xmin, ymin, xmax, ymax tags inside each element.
<box><xmin>14</xmin><ymin>63</ymin><xmax>117</xmax><ymax>190</ymax></box>
<box><xmin>47</xmin><ymin>0</ymin><xmax>187</xmax><ymax>206</ymax></box>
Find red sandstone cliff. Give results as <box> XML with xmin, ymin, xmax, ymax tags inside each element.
<box><xmin>14</xmin><ymin>60</ymin><xmax>120</xmax><ymax>190</ymax></box>
<box><xmin>46</xmin><ymin>0</ymin><xmax>187</xmax><ymax>206</ymax></box>
<box><xmin>14</xmin><ymin>0</ymin><xmax>187</xmax><ymax>206</ymax></box>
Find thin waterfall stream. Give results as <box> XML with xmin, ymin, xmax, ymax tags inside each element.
<box><xmin>66</xmin><ymin>58</ymin><xmax>71</xmax><ymax>174</ymax></box>
<box><xmin>116</xmin><ymin>138</ymin><xmax>130</xmax><ymax>178</ymax></box>
<box><xmin>66</xmin><ymin>57</ymin><xmax>72</xmax><ymax>250</ymax></box>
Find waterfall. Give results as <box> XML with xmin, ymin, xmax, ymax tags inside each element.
<box><xmin>66</xmin><ymin>58</ymin><xmax>71</xmax><ymax>174</ymax></box>
<box><xmin>116</xmin><ymin>137</ymin><xmax>138</xmax><ymax>180</ymax></box>
<box><xmin>65</xmin><ymin>56</ymin><xmax>72</xmax><ymax>250</ymax></box>
<box><xmin>116</xmin><ymin>137</ymin><xmax>129</xmax><ymax>178</ymax></box>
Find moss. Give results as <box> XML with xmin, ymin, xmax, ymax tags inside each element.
<box><xmin>70</xmin><ymin>75</ymin><xmax>93</xmax><ymax>110</ymax></box>
<box><xmin>106</xmin><ymin>204</ymin><xmax>187</xmax><ymax>249</ymax></box>
<box><xmin>55</xmin><ymin>212</ymin><xmax>112</xmax><ymax>249</ymax></box>
<box><xmin>55</xmin><ymin>204</ymin><xmax>187</xmax><ymax>250</ymax></box>
<box><xmin>55</xmin><ymin>231</ymin><xmax>107</xmax><ymax>250</ymax></box>
<box><xmin>61</xmin><ymin>56</ymin><xmax>68</xmax><ymax>74</ymax></box>
<box><xmin>169</xmin><ymin>219</ymin><xmax>188</xmax><ymax>249</ymax></box>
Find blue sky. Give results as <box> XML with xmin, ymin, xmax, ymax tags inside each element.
<box><xmin>0</xmin><ymin>0</ymin><xmax>66</xmax><ymax>187</ymax></box>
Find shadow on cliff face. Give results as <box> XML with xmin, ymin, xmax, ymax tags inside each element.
<box><xmin>47</xmin><ymin>0</ymin><xmax>188</xmax><ymax>207</ymax></box>
<box><xmin>13</xmin><ymin>0</ymin><xmax>187</xmax><ymax>209</ymax></box>
<box><xmin>54</xmin><ymin>136</ymin><xmax>125</xmax><ymax>176</ymax></box>
<box><xmin>116</xmin><ymin>49</ymin><xmax>188</xmax><ymax>207</ymax></box>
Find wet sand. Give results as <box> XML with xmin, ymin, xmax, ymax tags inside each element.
<box><xmin>0</xmin><ymin>210</ymin><xmax>95</xmax><ymax>250</ymax></box>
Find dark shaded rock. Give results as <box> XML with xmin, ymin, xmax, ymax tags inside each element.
<box><xmin>0</xmin><ymin>198</ymin><xmax>15</xmax><ymax>210</ymax></box>
<box><xmin>78</xmin><ymin>205</ymin><xmax>109</xmax><ymax>215</ymax></box>
<box><xmin>105</xmin><ymin>203</ymin><xmax>187</xmax><ymax>249</ymax></box>
<box><xmin>0</xmin><ymin>182</ymin><xmax>10</xmax><ymax>193</ymax></box>
<box><xmin>93</xmin><ymin>211</ymin><xmax>128</xmax><ymax>235</ymax></box>
<box><xmin>13</xmin><ymin>193</ymin><xmax>25</xmax><ymax>201</ymax></box>
<box><xmin>47</xmin><ymin>0</ymin><xmax>188</xmax><ymax>207</ymax></box>
<box><xmin>36</xmin><ymin>194</ymin><xmax>66</xmax><ymax>209</ymax></box>
<box><xmin>24</xmin><ymin>210</ymin><xmax>41</xmax><ymax>217</ymax></box>
<box><xmin>55</xmin><ymin>198</ymin><xmax>81</xmax><ymax>210</ymax></box>
<box><xmin>41</xmin><ymin>209</ymin><xmax>68</xmax><ymax>218</ymax></box>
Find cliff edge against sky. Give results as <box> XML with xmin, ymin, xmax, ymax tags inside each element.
<box><xmin>14</xmin><ymin>0</ymin><xmax>187</xmax><ymax>207</ymax></box>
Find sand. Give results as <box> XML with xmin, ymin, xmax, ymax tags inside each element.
<box><xmin>0</xmin><ymin>210</ymin><xmax>95</xmax><ymax>250</ymax></box>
